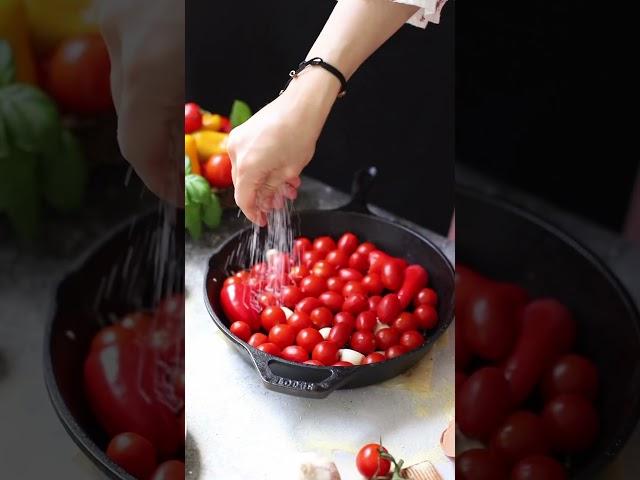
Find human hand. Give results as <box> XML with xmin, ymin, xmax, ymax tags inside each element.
<box><xmin>228</xmin><ymin>67</ymin><xmax>340</xmax><ymax>225</ymax></box>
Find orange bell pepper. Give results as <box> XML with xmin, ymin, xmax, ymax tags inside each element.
<box><xmin>184</xmin><ymin>134</ymin><xmax>200</xmax><ymax>175</ymax></box>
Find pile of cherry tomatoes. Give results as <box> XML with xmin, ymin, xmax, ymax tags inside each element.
<box><xmin>456</xmin><ymin>266</ymin><xmax>600</xmax><ymax>480</ymax></box>
<box><xmin>220</xmin><ymin>233</ymin><xmax>439</xmax><ymax>366</ymax></box>
<box><xmin>84</xmin><ymin>296</ymin><xmax>185</xmax><ymax>480</ymax></box>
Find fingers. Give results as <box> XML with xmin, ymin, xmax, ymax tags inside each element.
<box><xmin>234</xmin><ymin>171</ymin><xmax>265</xmax><ymax>226</ymax></box>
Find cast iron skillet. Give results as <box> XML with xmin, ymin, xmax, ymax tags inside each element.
<box><xmin>457</xmin><ymin>185</ymin><xmax>640</xmax><ymax>478</ymax></box>
<box><xmin>44</xmin><ymin>209</ymin><xmax>183</xmax><ymax>480</ymax></box>
<box><xmin>204</xmin><ymin>167</ymin><xmax>455</xmax><ymax>399</ymax></box>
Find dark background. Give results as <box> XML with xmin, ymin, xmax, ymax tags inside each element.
<box><xmin>187</xmin><ymin>0</ymin><xmax>455</xmax><ymax>234</ymax></box>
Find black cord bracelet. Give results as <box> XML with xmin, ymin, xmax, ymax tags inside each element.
<box><xmin>279</xmin><ymin>57</ymin><xmax>347</xmax><ymax>98</ymax></box>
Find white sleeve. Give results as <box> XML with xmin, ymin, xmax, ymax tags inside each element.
<box><xmin>393</xmin><ymin>0</ymin><xmax>447</xmax><ymax>29</ymax></box>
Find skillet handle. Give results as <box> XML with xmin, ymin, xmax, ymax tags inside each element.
<box><xmin>250</xmin><ymin>349</ymin><xmax>357</xmax><ymax>399</ymax></box>
<box><xmin>337</xmin><ymin>166</ymin><xmax>378</xmax><ymax>214</ymax></box>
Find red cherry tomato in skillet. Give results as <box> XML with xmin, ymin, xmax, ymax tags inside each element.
<box><xmin>337</xmin><ymin>233</ymin><xmax>359</xmax><ymax>254</ymax></box>
<box><xmin>339</xmin><ymin>268</ymin><xmax>364</xmax><ymax>282</ymax></box>
<box><xmin>414</xmin><ymin>304</ymin><xmax>438</xmax><ymax>329</ymax></box>
<box><xmin>261</xmin><ymin>306</ymin><xmax>286</xmax><ymax>332</ymax></box>
<box><xmin>350</xmin><ymin>330</ymin><xmax>376</xmax><ymax>355</ymax></box>
<box><xmin>294</xmin><ymin>237</ymin><xmax>312</xmax><ymax>257</ymax></box>
<box><xmin>368</xmin><ymin>295</ymin><xmax>382</xmax><ymax>311</ymax></box>
<box><xmin>313</xmin><ymin>236</ymin><xmax>336</xmax><ymax>256</ymax></box>
<box><xmin>400</xmin><ymin>330</ymin><xmax>425</xmax><ymax>351</ymax></box>
<box><xmin>356</xmin><ymin>242</ymin><xmax>376</xmax><ymax>255</ymax></box>
<box><xmin>248</xmin><ymin>333</ymin><xmax>268</xmax><ymax>348</ymax></box>
<box><xmin>268</xmin><ymin>324</ymin><xmax>296</xmax><ymax>350</ymax></box>
<box><xmin>512</xmin><ymin>455</ymin><xmax>568</xmax><ymax>480</ymax></box>
<box><xmin>490</xmin><ymin>411</ymin><xmax>549</xmax><ymax>463</ymax></box>
<box><xmin>230</xmin><ymin>321</ymin><xmax>251</xmax><ymax>342</ymax></box>
<box><xmin>381</xmin><ymin>261</ymin><xmax>404</xmax><ymax>291</ymax></box>
<box><xmin>348</xmin><ymin>252</ymin><xmax>369</xmax><ymax>273</ymax></box>
<box><xmin>295</xmin><ymin>297</ymin><xmax>323</xmax><ymax>315</ymax></box>
<box><xmin>327</xmin><ymin>323</ymin><xmax>352</xmax><ymax>348</ymax></box>
<box><xmin>310</xmin><ymin>306</ymin><xmax>334</xmax><ymax>329</ymax></box>
<box><xmin>106</xmin><ymin>432</ymin><xmax>157</xmax><ymax>480</ymax></box>
<box><xmin>334</xmin><ymin>311</ymin><xmax>355</xmax><ymax>329</ymax></box>
<box><xmin>362</xmin><ymin>273</ymin><xmax>384</xmax><ymax>295</ymax></box>
<box><xmin>327</xmin><ymin>276</ymin><xmax>346</xmax><ymax>293</ymax></box>
<box><xmin>304</xmin><ymin>360</ymin><xmax>323</xmax><ymax>366</ymax></box>
<box><xmin>90</xmin><ymin>325</ymin><xmax>134</xmax><ymax>353</ymax></box>
<box><xmin>302</xmin><ymin>250</ymin><xmax>324</xmax><ymax>269</ymax></box>
<box><xmin>281</xmin><ymin>285</ymin><xmax>302</xmax><ymax>308</ymax></box>
<box><xmin>257</xmin><ymin>292</ymin><xmax>277</xmax><ymax>308</ymax></box>
<box><xmin>541</xmin><ymin>354</ymin><xmax>599</xmax><ymax>401</ymax></box>
<box><xmin>343</xmin><ymin>294</ymin><xmax>369</xmax><ymax>315</ymax></box>
<box><xmin>393</xmin><ymin>312</ymin><xmax>418</xmax><ymax>332</ymax></box>
<box><xmin>319</xmin><ymin>291</ymin><xmax>344</xmax><ymax>313</ymax></box>
<box><xmin>326</xmin><ymin>249</ymin><xmax>349</xmax><ymax>268</ymax></box>
<box><xmin>375</xmin><ymin>327</ymin><xmax>401</xmax><ymax>351</ymax></box>
<box><xmin>290</xmin><ymin>265</ymin><xmax>309</xmax><ymax>282</ymax></box>
<box><xmin>456</xmin><ymin>448</ymin><xmax>509</xmax><ymax>480</ymax></box>
<box><xmin>333</xmin><ymin>361</ymin><xmax>354</xmax><ymax>367</ymax></box>
<box><xmin>385</xmin><ymin>344</ymin><xmax>408</xmax><ymax>359</ymax></box>
<box><xmin>356</xmin><ymin>443</ymin><xmax>391</xmax><ymax>478</ymax></box>
<box><xmin>415</xmin><ymin>287</ymin><xmax>438</xmax><ymax>307</ymax></box>
<box><xmin>281</xmin><ymin>345</ymin><xmax>309</xmax><ymax>363</ymax></box>
<box><xmin>363</xmin><ymin>352</ymin><xmax>386</xmax><ymax>364</ymax></box>
<box><xmin>300</xmin><ymin>275</ymin><xmax>327</xmax><ymax>297</ymax></box>
<box><xmin>312</xmin><ymin>260</ymin><xmax>335</xmax><ymax>278</ymax></box>
<box><xmin>312</xmin><ymin>341</ymin><xmax>340</xmax><ymax>364</ymax></box>
<box><xmin>257</xmin><ymin>342</ymin><xmax>281</xmax><ymax>356</ymax></box>
<box><xmin>542</xmin><ymin>394</ymin><xmax>599</xmax><ymax>453</ymax></box>
<box><xmin>297</xmin><ymin>328</ymin><xmax>324</xmax><ymax>353</ymax></box>
<box><xmin>287</xmin><ymin>311</ymin><xmax>312</xmax><ymax>332</ymax></box>
<box><xmin>355</xmin><ymin>311</ymin><xmax>377</xmax><ymax>331</ymax></box>
<box><xmin>342</xmin><ymin>280</ymin><xmax>367</xmax><ymax>297</ymax></box>
<box><xmin>377</xmin><ymin>294</ymin><xmax>402</xmax><ymax>324</ymax></box>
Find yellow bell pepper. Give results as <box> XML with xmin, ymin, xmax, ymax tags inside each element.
<box><xmin>192</xmin><ymin>130</ymin><xmax>228</xmax><ymax>160</ymax></box>
<box><xmin>201</xmin><ymin>112</ymin><xmax>222</xmax><ymax>131</ymax></box>
<box><xmin>184</xmin><ymin>134</ymin><xmax>200</xmax><ymax>175</ymax></box>
<box><xmin>0</xmin><ymin>0</ymin><xmax>37</xmax><ymax>84</ymax></box>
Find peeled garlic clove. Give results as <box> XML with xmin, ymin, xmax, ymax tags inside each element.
<box><xmin>293</xmin><ymin>452</ymin><xmax>342</xmax><ymax>480</ymax></box>
<box><xmin>265</xmin><ymin>248</ymin><xmax>279</xmax><ymax>263</ymax></box>
<box><xmin>440</xmin><ymin>418</ymin><xmax>455</xmax><ymax>458</ymax></box>
<box><xmin>338</xmin><ymin>348</ymin><xmax>365</xmax><ymax>365</ymax></box>
<box><xmin>374</xmin><ymin>321</ymin><xmax>389</xmax><ymax>333</ymax></box>
<box><xmin>281</xmin><ymin>306</ymin><xmax>294</xmax><ymax>319</ymax></box>
<box><xmin>319</xmin><ymin>327</ymin><xmax>331</xmax><ymax>339</ymax></box>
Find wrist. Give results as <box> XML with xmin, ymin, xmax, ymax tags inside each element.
<box><xmin>282</xmin><ymin>66</ymin><xmax>339</xmax><ymax>129</ymax></box>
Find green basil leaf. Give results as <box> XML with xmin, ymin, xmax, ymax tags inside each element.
<box><xmin>202</xmin><ymin>191</ymin><xmax>222</xmax><ymax>228</ymax></box>
<box><xmin>0</xmin><ymin>40</ymin><xmax>16</xmax><ymax>87</ymax></box>
<box><xmin>229</xmin><ymin>99</ymin><xmax>252</xmax><ymax>129</ymax></box>
<box><xmin>185</xmin><ymin>174</ymin><xmax>211</xmax><ymax>205</ymax></box>
<box><xmin>0</xmin><ymin>84</ymin><xmax>61</xmax><ymax>154</ymax></box>
<box><xmin>185</xmin><ymin>155</ymin><xmax>192</xmax><ymax>175</ymax></box>
<box><xmin>185</xmin><ymin>203</ymin><xmax>202</xmax><ymax>239</ymax></box>
<box><xmin>41</xmin><ymin>129</ymin><xmax>87</xmax><ymax>212</ymax></box>
<box><xmin>0</xmin><ymin>150</ymin><xmax>40</xmax><ymax>238</ymax></box>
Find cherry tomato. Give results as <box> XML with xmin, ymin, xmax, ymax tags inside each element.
<box><xmin>326</xmin><ymin>249</ymin><xmax>349</xmax><ymax>268</ymax></box>
<box><xmin>310</xmin><ymin>306</ymin><xmax>334</xmax><ymax>329</ymax></box>
<box><xmin>343</xmin><ymin>294</ymin><xmax>369</xmax><ymax>315</ymax></box>
<box><xmin>281</xmin><ymin>345</ymin><xmax>309</xmax><ymax>363</ymax></box>
<box><xmin>333</xmin><ymin>361</ymin><xmax>354</xmax><ymax>367</ymax></box>
<box><xmin>414</xmin><ymin>304</ymin><xmax>438</xmax><ymax>329</ymax></box>
<box><xmin>289</xmin><ymin>265</ymin><xmax>309</xmax><ymax>283</ymax></box>
<box><xmin>150</xmin><ymin>460</ymin><xmax>185</xmax><ymax>480</ymax></box>
<box><xmin>184</xmin><ymin>102</ymin><xmax>202</xmax><ymax>133</ymax></box>
<box><xmin>248</xmin><ymin>333</ymin><xmax>268</xmax><ymax>348</ymax></box>
<box><xmin>304</xmin><ymin>360</ymin><xmax>323</xmax><ymax>366</ymax></box>
<box><xmin>203</xmin><ymin>153</ymin><xmax>232</xmax><ymax>189</ymax></box>
<box><xmin>355</xmin><ymin>311</ymin><xmax>377</xmax><ymax>331</ymax></box>
<box><xmin>400</xmin><ymin>330</ymin><xmax>424</xmax><ymax>351</ymax></box>
<box><xmin>397</xmin><ymin>264</ymin><xmax>428</xmax><ymax>307</ymax></box>
<box><xmin>337</xmin><ymin>233</ymin><xmax>359</xmax><ymax>254</ymax></box>
<box><xmin>511</xmin><ymin>455</ymin><xmax>567</xmax><ymax>480</ymax></box>
<box><xmin>542</xmin><ymin>394</ymin><xmax>599</xmax><ymax>453</ymax></box>
<box><xmin>313</xmin><ymin>236</ymin><xmax>336</xmax><ymax>256</ymax></box>
<box><xmin>362</xmin><ymin>273</ymin><xmax>384</xmax><ymax>295</ymax></box>
<box><xmin>456</xmin><ymin>448</ymin><xmax>509</xmax><ymax>480</ymax></box>
<box><xmin>356</xmin><ymin>242</ymin><xmax>376</xmax><ymax>255</ymax></box>
<box><xmin>415</xmin><ymin>287</ymin><xmax>438</xmax><ymax>307</ymax></box>
<box><xmin>348</xmin><ymin>252</ymin><xmax>369</xmax><ymax>273</ymax></box>
<box><xmin>386</xmin><ymin>344</ymin><xmax>408</xmax><ymax>359</ymax></box>
<box><xmin>350</xmin><ymin>330</ymin><xmax>376</xmax><ymax>355</ymax></box>
<box><xmin>327</xmin><ymin>276</ymin><xmax>346</xmax><ymax>293</ymax></box>
<box><xmin>375</xmin><ymin>327</ymin><xmax>401</xmax><ymax>351</ymax></box>
<box><xmin>312</xmin><ymin>341</ymin><xmax>340</xmax><ymax>365</ymax></box>
<box><xmin>257</xmin><ymin>292</ymin><xmax>278</xmax><ymax>308</ymax></box>
<box><xmin>229</xmin><ymin>321</ymin><xmax>251</xmax><ymax>342</ymax></box>
<box><xmin>312</xmin><ymin>260</ymin><xmax>335</xmax><ymax>279</ymax></box>
<box><xmin>457</xmin><ymin>367</ymin><xmax>512</xmax><ymax>441</ymax></box>
<box><xmin>120</xmin><ymin>311</ymin><xmax>152</xmax><ymax>337</ymax></box>
<box><xmin>46</xmin><ymin>34</ymin><xmax>113</xmax><ymax>114</ymax></box>
<box><xmin>300</xmin><ymin>275</ymin><xmax>327</xmax><ymax>297</ymax></box>
<box><xmin>295</xmin><ymin>297</ymin><xmax>323</xmax><ymax>315</ymax></box>
<box><xmin>334</xmin><ymin>311</ymin><xmax>355</xmax><ymax>330</ymax></box>
<box><xmin>223</xmin><ymin>276</ymin><xmax>240</xmax><ymax>288</ymax></box>
<box><xmin>339</xmin><ymin>268</ymin><xmax>364</xmax><ymax>282</ymax></box>
<box><xmin>342</xmin><ymin>280</ymin><xmax>367</xmax><ymax>297</ymax></box>
<box><xmin>355</xmin><ymin>443</ymin><xmax>391</xmax><ymax>478</ymax></box>
<box><xmin>369</xmin><ymin>250</ymin><xmax>406</xmax><ymax>275</ymax></box>
<box><xmin>281</xmin><ymin>285</ymin><xmax>303</xmax><ymax>308</ymax></box>
<box><xmin>491</xmin><ymin>411</ymin><xmax>549</xmax><ymax>464</ymax></box>
<box><xmin>260</xmin><ymin>306</ymin><xmax>286</xmax><ymax>332</ymax></box>
<box><xmin>377</xmin><ymin>294</ymin><xmax>402</xmax><ymax>324</ymax></box>
<box><xmin>392</xmin><ymin>312</ymin><xmax>418</xmax><ymax>332</ymax></box>
<box><xmin>368</xmin><ymin>295</ymin><xmax>382</xmax><ymax>311</ymax></box>
<box><xmin>302</xmin><ymin>250</ymin><xmax>324</xmax><ymax>269</ymax></box>
<box><xmin>257</xmin><ymin>342</ymin><xmax>281</xmax><ymax>356</ymax></box>
<box><xmin>456</xmin><ymin>371</ymin><xmax>467</xmax><ymax>396</ymax></box>
<box><xmin>296</xmin><ymin>328</ymin><xmax>324</xmax><ymax>353</ymax></box>
<box><xmin>250</xmin><ymin>264</ymin><xmax>266</xmax><ymax>277</ymax></box>
<box><xmin>541</xmin><ymin>354</ymin><xmax>599</xmax><ymax>401</ymax></box>
<box><xmin>287</xmin><ymin>311</ymin><xmax>312</xmax><ymax>333</ymax></box>
<box><xmin>90</xmin><ymin>325</ymin><xmax>134</xmax><ymax>353</ymax></box>
<box><xmin>319</xmin><ymin>291</ymin><xmax>344</xmax><ymax>313</ymax></box>
<box><xmin>363</xmin><ymin>352</ymin><xmax>386</xmax><ymax>364</ymax></box>
<box><xmin>268</xmin><ymin>324</ymin><xmax>296</xmax><ymax>350</ymax></box>
<box><xmin>381</xmin><ymin>261</ymin><xmax>404</xmax><ymax>291</ymax></box>
<box><xmin>293</xmin><ymin>237</ymin><xmax>313</xmax><ymax>258</ymax></box>
<box><xmin>106</xmin><ymin>432</ymin><xmax>157</xmax><ymax>480</ymax></box>
<box><xmin>327</xmin><ymin>323</ymin><xmax>352</xmax><ymax>348</ymax></box>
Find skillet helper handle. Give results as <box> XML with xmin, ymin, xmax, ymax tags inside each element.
<box><xmin>251</xmin><ymin>350</ymin><xmax>356</xmax><ymax>399</ymax></box>
<box><xmin>338</xmin><ymin>166</ymin><xmax>378</xmax><ymax>214</ymax></box>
